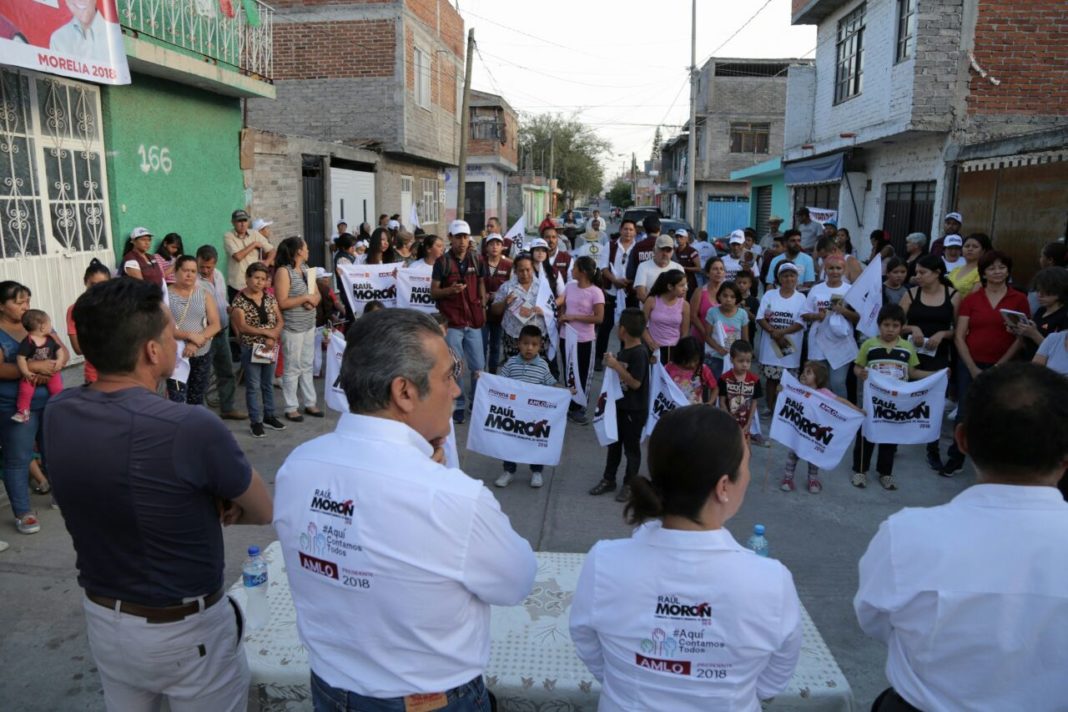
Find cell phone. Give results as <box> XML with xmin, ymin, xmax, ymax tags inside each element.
<box><xmin>999</xmin><ymin>309</ymin><xmax>1028</xmax><ymax>328</ymax></box>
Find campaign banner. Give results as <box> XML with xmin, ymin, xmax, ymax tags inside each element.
<box><xmin>642</xmin><ymin>363</ymin><xmax>689</xmax><ymax>441</ymax></box>
<box><xmin>571</xmin><ymin>239</ymin><xmax>609</xmax><ymax>271</ymax></box>
<box><xmin>337</xmin><ymin>262</ymin><xmax>398</xmax><ymax>315</ymax></box>
<box><xmin>769</xmin><ymin>371</ymin><xmax>864</xmax><ymax>470</ymax></box>
<box><xmin>845</xmin><ymin>254</ymin><xmax>883</xmax><ymax>338</ymax></box>
<box><xmin>862</xmin><ymin>369</ymin><xmax>948</xmax><ymax>444</ymax></box>
<box><xmin>395</xmin><ymin>265</ymin><xmax>437</xmax><ymax>313</ymax></box>
<box><xmin>592</xmin><ymin>364</ymin><xmax>623</xmax><ymax>446</ymax></box>
<box><xmin>324</xmin><ymin>330</ymin><xmax>348</xmax><ymax>414</ymax></box>
<box><xmin>807</xmin><ymin>207</ymin><xmax>838</xmax><ymax>225</ymax></box>
<box><xmin>536</xmin><ymin>269</ymin><xmax>559</xmax><ymax>360</ymax></box>
<box><xmin>0</xmin><ymin>0</ymin><xmax>131</xmax><ymax>84</ymax></box>
<box><xmin>466</xmin><ymin>373</ymin><xmax>571</xmax><ymax>466</ymax></box>
<box><xmin>563</xmin><ymin>325</ymin><xmax>592</xmax><ymax>407</ymax></box>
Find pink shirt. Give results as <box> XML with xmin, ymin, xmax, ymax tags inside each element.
<box><xmin>649</xmin><ymin>296</ymin><xmax>684</xmax><ymax>347</ymax></box>
<box><xmin>564</xmin><ymin>281</ymin><xmax>605</xmax><ymax>342</ymax></box>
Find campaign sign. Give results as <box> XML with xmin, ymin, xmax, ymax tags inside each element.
<box><xmin>395</xmin><ymin>265</ymin><xmax>437</xmax><ymax>313</ymax></box>
<box><xmin>592</xmin><ymin>366</ymin><xmax>622</xmax><ymax>446</ymax></box>
<box><xmin>466</xmin><ymin>373</ymin><xmax>570</xmax><ymax>466</ymax></box>
<box><xmin>769</xmin><ymin>371</ymin><xmax>864</xmax><ymax>470</ymax></box>
<box><xmin>862</xmin><ymin>368</ymin><xmax>948</xmax><ymax>445</ymax></box>
<box><xmin>337</xmin><ymin>262</ymin><xmax>398</xmax><ymax>314</ymax></box>
<box><xmin>324</xmin><ymin>331</ymin><xmax>348</xmax><ymax>414</ymax></box>
<box><xmin>642</xmin><ymin>363</ymin><xmax>689</xmax><ymax>441</ymax></box>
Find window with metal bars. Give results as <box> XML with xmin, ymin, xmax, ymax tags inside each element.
<box><xmin>729</xmin><ymin>123</ymin><xmax>770</xmax><ymax>154</ymax></box>
<box><xmin>834</xmin><ymin>3</ymin><xmax>866</xmax><ymax>104</ymax></box>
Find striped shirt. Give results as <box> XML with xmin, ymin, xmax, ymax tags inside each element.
<box><xmin>168</xmin><ymin>282</ymin><xmax>212</xmax><ymax>357</ymax></box>
<box><xmin>280</xmin><ymin>265</ymin><xmax>315</xmax><ymax>333</ymax></box>
<box><xmin>498</xmin><ymin>354</ymin><xmax>556</xmax><ymax>386</ymax></box>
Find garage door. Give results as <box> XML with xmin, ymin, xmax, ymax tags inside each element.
<box><xmin>330</xmin><ymin>168</ymin><xmax>375</xmax><ymax>232</ymax></box>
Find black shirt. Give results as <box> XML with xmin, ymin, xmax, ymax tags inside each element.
<box><xmin>44</xmin><ymin>387</ymin><xmax>252</xmax><ymax>606</ymax></box>
<box><xmin>616</xmin><ymin>344</ymin><xmax>650</xmax><ymax>412</ymax></box>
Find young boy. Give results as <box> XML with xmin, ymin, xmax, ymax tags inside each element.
<box><xmin>718</xmin><ymin>340</ymin><xmax>762</xmax><ymax>442</ymax></box>
<box><xmin>851</xmin><ymin>304</ymin><xmax>930</xmax><ymax>490</ymax></box>
<box><xmin>589</xmin><ymin>308</ymin><xmax>650</xmax><ymax>503</ymax></box>
<box><xmin>734</xmin><ymin>269</ymin><xmax>761</xmax><ymax>344</ymax></box>
<box><xmin>495</xmin><ymin>324</ymin><xmax>558</xmax><ymax>489</ymax></box>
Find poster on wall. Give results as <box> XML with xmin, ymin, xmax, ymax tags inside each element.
<box><xmin>0</xmin><ymin>0</ymin><xmax>131</xmax><ymax>85</ymax></box>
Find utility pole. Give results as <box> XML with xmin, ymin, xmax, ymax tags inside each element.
<box><xmin>548</xmin><ymin>134</ymin><xmax>555</xmax><ymax>213</ymax></box>
<box><xmin>685</xmin><ymin>0</ymin><xmax>698</xmax><ymax>228</ymax></box>
<box><xmin>456</xmin><ymin>28</ymin><xmax>475</xmax><ymax>220</ymax></box>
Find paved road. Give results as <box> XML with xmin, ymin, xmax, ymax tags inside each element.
<box><xmin>0</xmin><ymin>360</ymin><xmax>971</xmax><ymax>709</ymax></box>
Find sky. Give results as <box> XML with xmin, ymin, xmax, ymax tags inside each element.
<box><xmin>459</xmin><ymin>0</ymin><xmax>816</xmax><ymax>182</ymax></box>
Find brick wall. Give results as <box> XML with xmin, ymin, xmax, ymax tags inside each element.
<box><xmin>968</xmin><ymin>0</ymin><xmax>1068</xmax><ymax>116</ymax></box>
<box><xmin>273</xmin><ymin>20</ymin><xmax>395</xmax><ymax>79</ymax></box>
<box><xmin>702</xmin><ymin>74</ymin><xmax>789</xmax><ymax>181</ymax></box>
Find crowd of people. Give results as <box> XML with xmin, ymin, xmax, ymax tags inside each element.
<box><xmin>1</xmin><ymin>202</ymin><xmax>1067</xmax><ymax>712</ymax></box>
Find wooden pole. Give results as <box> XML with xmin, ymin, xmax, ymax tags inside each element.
<box><xmin>456</xmin><ymin>28</ymin><xmax>475</xmax><ymax>220</ymax></box>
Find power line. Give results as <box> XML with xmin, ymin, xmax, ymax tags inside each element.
<box><xmin>697</xmin><ymin>0</ymin><xmax>776</xmax><ymax>68</ymax></box>
<box><xmin>462</xmin><ymin>9</ymin><xmax>606</xmax><ymax>60</ymax></box>
<box><xmin>478</xmin><ymin>50</ymin><xmax>666</xmax><ymax>90</ymax></box>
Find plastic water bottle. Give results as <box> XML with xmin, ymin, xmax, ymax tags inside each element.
<box><xmin>746</xmin><ymin>524</ymin><xmax>770</xmax><ymax>557</ymax></box>
<box><xmin>242</xmin><ymin>545</ymin><xmax>269</xmax><ymax>631</ymax></box>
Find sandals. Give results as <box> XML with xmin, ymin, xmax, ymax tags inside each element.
<box><xmin>31</xmin><ymin>481</ymin><xmax>51</xmax><ymax>495</ymax></box>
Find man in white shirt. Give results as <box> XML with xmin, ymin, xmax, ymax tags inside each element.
<box><xmin>49</xmin><ymin>0</ymin><xmax>115</xmax><ymax>63</ymax></box>
<box><xmin>195</xmin><ymin>245</ymin><xmax>246</xmax><ymax>421</ymax></box>
<box><xmin>224</xmin><ymin>210</ymin><xmax>274</xmax><ymax>301</ymax></box>
<box><xmin>795</xmin><ymin>207</ymin><xmax>823</xmax><ymax>253</ymax></box>
<box><xmin>634</xmin><ymin>235</ymin><xmax>684</xmax><ymax>303</ymax></box>
<box><xmin>596</xmin><ymin>219</ymin><xmax>638</xmax><ymax>368</ymax></box>
<box><xmin>855</xmin><ymin>363</ymin><xmax>1068</xmax><ymax>712</ymax></box>
<box><xmin>274</xmin><ymin>309</ymin><xmax>537</xmax><ymax>711</ymax></box>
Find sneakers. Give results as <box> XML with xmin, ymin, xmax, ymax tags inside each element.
<box><xmin>530</xmin><ymin>472</ymin><xmax>544</xmax><ymax>488</ymax></box>
<box><xmin>567</xmin><ymin>410</ymin><xmax>588</xmax><ymax>425</ymax></box>
<box><xmin>494</xmin><ymin>471</ymin><xmax>514</xmax><ymax>488</ymax></box>
<box><xmin>940</xmin><ymin>454</ymin><xmax>965</xmax><ymax>477</ymax></box>
<box><xmin>851</xmin><ymin>471</ymin><xmax>868</xmax><ymax>488</ymax></box>
<box><xmin>452</xmin><ymin>409</ymin><xmax>466</xmax><ymax>425</ymax></box>
<box><xmin>807</xmin><ymin>477</ymin><xmax>823</xmax><ymax>494</ymax></box>
<box><xmin>879</xmin><ymin>474</ymin><xmax>898</xmax><ymax>491</ymax></box>
<box><xmin>926</xmin><ymin>451</ymin><xmax>945</xmax><ymax>472</ymax></box>
<box><xmin>779</xmin><ymin>477</ymin><xmax>795</xmax><ymax>492</ymax></box>
<box><xmin>614</xmin><ymin>484</ymin><xmax>631</xmax><ymax>503</ymax></box>
<box><xmin>251</xmin><ymin>422</ymin><xmax>266</xmax><ymax>438</ymax></box>
<box><xmin>588</xmin><ymin>479</ymin><xmax>616</xmax><ymax>496</ymax></box>
<box><xmin>15</xmin><ymin>513</ymin><xmax>40</xmax><ymax>535</ymax></box>
<box><xmin>10</xmin><ymin>410</ymin><xmax>28</xmax><ymax>423</ymax></box>
<box><xmin>31</xmin><ymin>480</ymin><xmax>51</xmax><ymax>495</ymax></box>
<box><xmin>751</xmin><ymin>434</ymin><xmax>771</xmax><ymax>448</ymax></box>
<box><xmin>263</xmin><ymin>416</ymin><xmax>287</xmax><ymax>431</ymax></box>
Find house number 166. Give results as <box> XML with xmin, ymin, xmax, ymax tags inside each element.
<box><xmin>138</xmin><ymin>145</ymin><xmax>173</xmax><ymax>174</ymax></box>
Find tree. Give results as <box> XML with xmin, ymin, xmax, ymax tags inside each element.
<box><xmin>518</xmin><ymin>113</ymin><xmax>609</xmax><ymax>202</ymax></box>
<box><xmin>650</xmin><ymin>126</ymin><xmax>663</xmax><ymax>162</ymax></box>
<box><xmin>607</xmin><ymin>180</ymin><xmax>634</xmax><ymax>209</ymax></box>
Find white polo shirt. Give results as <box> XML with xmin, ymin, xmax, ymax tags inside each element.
<box><xmin>570</xmin><ymin>522</ymin><xmax>801</xmax><ymax>712</ymax></box>
<box><xmin>273</xmin><ymin>413</ymin><xmax>537</xmax><ymax>698</ymax></box>
<box><xmin>855</xmin><ymin>484</ymin><xmax>1068</xmax><ymax>712</ymax></box>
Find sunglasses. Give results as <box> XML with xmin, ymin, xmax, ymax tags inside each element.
<box><xmin>450</xmin><ymin>351</ymin><xmax>463</xmax><ymax>382</ymax></box>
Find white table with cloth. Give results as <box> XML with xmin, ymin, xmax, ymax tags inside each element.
<box><xmin>230</xmin><ymin>542</ymin><xmax>856</xmax><ymax>712</ymax></box>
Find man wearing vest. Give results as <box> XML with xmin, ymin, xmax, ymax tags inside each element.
<box><xmin>597</xmin><ymin>218</ymin><xmax>638</xmax><ymax>369</ymax></box>
<box><xmin>624</xmin><ymin>215</ymin><xmax>663</xmax><ymax>285</ymax></box>
<box><xmin>543</xmin><ymin>226</ymin><xmax>572</xmax><ymax>276</ymax></box>
<box><xmin>482</xmin><ymin>233</ymin><xmax>512</xmax><ymax>374</ymax></box>
<box><xmin>432</xmin><ymin>219</ymin><xmax>487</xmax><ymax>424</ymax></box>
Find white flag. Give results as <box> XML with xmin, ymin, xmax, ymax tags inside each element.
<box><xmin>505</xmin><ymin>216</ymin><xmax>526</xmax><ymax>254</ymax></box>
<box><xmin>862</xmin><ymin>368</ymin><xmax>949</xmax><ymax>444</ymax></box>
<box><xmin>593</xmin><ymin>366</ymin><xmax>623</xmax><ymax>446</ymax></box>
<box><xmin>564</xmin><ymin>325</ymin><xmax>593</xmax><ymax>406</ymax></box>
<box><xmin>409</xmin><ymin>203</ymin><xmax>421</xmax><ymax>230</ymax></box>
<box><xmin>845</xmin><ymin>254</ymin><xmax>883</xmax><ymax>338</ymax></box>
<box><xmin>395</xmin><ymin>264</ymin><xmax>437</xmax><ymax>313</ymax></box>
<box><xmin>444</xmin><ymin>421</ymin><xmax>459</xmax><ymax>469</ymax></box>
<box><xmin>769</xmin><ymin>371</ymin><xmax>864</xmax><ymax>470</ymax></box>
<box><xmin>466</xmin><ymin>373</ymin><xmax>571</xmax><ymax>466</ymax></box>
<box><xmin>337</xmin><ymin>262</ymin><xmax>399</xmax><ymax>315</ymax></box>
<box><xmin>703</xmin><ymin>319</ymin><xmax>730</xmax><ymax>358</ymax></box>
<box><xmin>172</xmin><ymin>340</ymin><xmax>190</xmax><ymax>385</ymax></box>
<box><xmin>536</xmin><ymin>268</ymin><xmax>559</xmax><ymax>360</ymax></box>
<box><xmin>324</xmin><ymin>331</ymin><xmax>349</xmax><ymax>414</ymax></box>
<box><xmin>642</xmin><ymin>363</ymin><xmax>690</xmax><ymax>441</ymax></box>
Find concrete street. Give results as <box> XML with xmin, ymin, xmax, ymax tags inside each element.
<box><xmin>0</xmin><ymin>355</ymin><xmax>972</xmax><ymax>710</ymax></box>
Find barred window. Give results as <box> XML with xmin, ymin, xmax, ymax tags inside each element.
<box><xmin>729</xmin><ymin>122</ymin><xmax>770</xmax><ymax>154</ymax></box>
<box><xmin>420</xmin><ymin>177</ymin><xmax>440</xmax><ymax>225</ymax></box>
<box><xmin>0</xmin><ymin>68</ymin><xmax>110</xmax><ymax>260</ymax></box>
<box><xmin>834</xmin><ymin>4</ymin><xmax>866</xmax><ymax>104</ymax></box>
<box><xmin>896</xmin><ymin>0</ymin><xmax>917</xmax><ymax>63</ymax></box>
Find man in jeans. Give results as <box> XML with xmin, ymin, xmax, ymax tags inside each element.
<box><xmin>196</xmin><ymin>245</ymin><xmax>246</xmax><ymax>420</ymax></box>
<box><xmin>431</xmin><ymin>219</ymin><xmax>487</xmax><ymax>424</ymax></box>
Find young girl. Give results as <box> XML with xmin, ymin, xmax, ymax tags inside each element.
<box><xmin>664</xmin><ymin>336</ymin><xmax>717</xmax><ymax>405</ymax></box>
<box><xmin>560</xmin><ymin>256</ymin><xmax>605</xmax><ymax>423</ymax></box>
<box><xmin>781</xmin><ymin>361</ymin><xmax>861</xmax><ymax>494</ymax></box>
<box><xmin>153</xmin><ymin>232</ymin><xmax>184</xmax><ymax>285</ymax></box>
<box><xmin>704</xmin><ymin>282</ymin><xmax>749</xmax><ymax>379</ymax></box>
<box><xmin>882</xmin><ymin>257</ymin><xmax>909</xmax><ymax>305</ymax></box>
<box><xmin>643</xmin><ymin>269</ymin><xmax>690</xmax><ymax>364</ymax></box>
<box><xmin>802</xmin><ymin>255</ymin><xmax>859</xmax><ymax>398</ymax></box>
<box><xmin>13</xmin><ymin>309</ymin><xmax>68</xmax><ymax>423</ymax></box>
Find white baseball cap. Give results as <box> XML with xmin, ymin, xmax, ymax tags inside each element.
<box><xmin>674</xmin><ymin>228</ymin><xmax>688</xmax><ymax>238</ymax></box>
<box><xmin>943</xmin><ymin>234</ymin><xmax>963</xmax><ymax>247</ymax></box>
<box><xmin>448</xmin><ymin>219</ymin><xmax>471</xmax><ymax>236</ymax></box>
<box><xmin>129</xmin><ymin>227</ymin><xmax>152</xmax><ymax>239</ymax></box>
<box><xmin>387</xmin><ymin>219</ymin><xmax>401</xmax><ymax>230</ymax></box>
<box><xmin>484</xmin><ymin>232</ymin><xmax>503</xmax><ymax>243</ymax></box>
<box><xmin>777</xmin><ymin>261</ymin><xmax>800</xmax><ymax>275</ymax></box>
<box><xmin>729</xmin><ymin>229</ymin><xmax>746</xmax><ymax>245</ymax></box>
<box><xmin>945</xmin><ymin>212</ymin><xmax>963</xmax><ymax>223</ymax></box>
<box><xmin>251</xmin><ymin>218</ymin><xmax>273</xmax><ymax>231</ymax></box>
<box><xmin>528</xmin><ymin>237</ymin><xmax>549</xmax><ymax>251</ymax></box>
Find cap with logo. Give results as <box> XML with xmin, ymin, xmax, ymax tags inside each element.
<box><xmin>943</xmin><ymin>234</ymin><xmax>963</xmax><ymax>247</ymax></box>
<box><xmin>484</xmin><ymin>233</ymin><xmax>503</xmax><ymax>243</ymax></box>
<box><xmin>728</xmin><ymin>229</ymin><xmax>746</xmax><ymax>245</ymax></box>
<box><xmin>129</xmin><ymin>226</ymin><xmax>152</xmax><ymax>239</ymax></box>
<box><xmin>387</xmin><ymin>219</ymin><xmax>400</xmax><ymax>230</ymax></box>
<box><xmin>654</xmin><ymin>235</ymin><xmax>675</xmax><ymax>249</ymax></box>
<box><xmin>945</xmin><ymin>212</ymin><xmax>963</xmax><ymax>224</ymax></box>
<box><xmin>448</xmin><ymin>219</ymin><xmax>471</xmax><ymax>236</ymax></box>
<box><xmin>231</xmin><ymin>209</ymin><xmax>250</xmax><ymax>222</ymax></box>
<box><xmin>674</xmin><ymin>228</ymin><xmax>688</xmax><ymax>238</ymax></box>
<box><xmin>528</xmin><ymin>237</ymin><xmax>549</xmax><ymax>251</ymax></box>
<box><xmin>251</xmin><ymin>218</ymin><xmax>273</xmax><ymax>232</ymax></box>
<box><xmin>777</xmin><ymin>261</ymin><xmax>800</xmax><ymax>275</ymax></box>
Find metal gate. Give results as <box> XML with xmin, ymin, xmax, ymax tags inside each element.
<box><xmin>883</xmin><ymin>181</ymin><xmax>935</xmax><ymax>257</ymax></box>
<box><xmin>465</xmin><ymin>181</ymin><xmax>486</xmax><ymax>236</ymax></box>
<box><xmin>302</xmin><ymin>155</ymin><xmax>325</xmax><ymax>267</ymax></box>
<box><xmin>755</xmin><ymin>186</ymin><xmax>772</xmax><ymax>238</ymax></box>
<box><xmin>706</xmin><ymin>196</ymin><xmax>751</xmax><ymax>239</ymax></box>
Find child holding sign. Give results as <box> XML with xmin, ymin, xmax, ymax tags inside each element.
<box><xmin>852</xmin><ymin>304</ymin><xmax>931</xmax><ymax>490</ymax></box>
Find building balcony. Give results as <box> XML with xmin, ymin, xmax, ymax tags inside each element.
<box><xmin>120</xmin><ymin>0</ymin><xmax>275</xmax><ymax>98</ymax></box>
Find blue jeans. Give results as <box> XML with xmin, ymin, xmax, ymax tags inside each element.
<box><xmin>0</xmin><ymin>407</ymin><xmax>42</xmax><ymax>517</ymax></box>
<box><xmin>241</xmin><ymin>346</ymin><xmax>276</xmax><ymax>424</ymax></box>
<box><xmin>445</xmin><ymin>326</ymin><xmax>484</xmax><ymax>412</ymax></box>
<box><xmin>482</xmin><ymin>321</ymin><xmax>503</xmax><ymax>374</ymax></box>
<box><xmin>311</xmin><ymin>671</ymin><xmax>491</xmax><ymax>712</ymax></box>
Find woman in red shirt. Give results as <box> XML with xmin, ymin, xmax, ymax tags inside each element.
<box><xmin>943</xmin><ymin>250</ymin><xmax>1029</xmax><ymax>475</ymax></box>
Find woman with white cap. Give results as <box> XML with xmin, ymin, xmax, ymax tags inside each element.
<box><xmin>756</xmin><ymin>262</ymin><xmax>806</xmax><ymax>415</ymax></box>
<box><xmin>120</xmin><ymin>227</ymin><xmax>164</xmax><ymax>288</ymax></box>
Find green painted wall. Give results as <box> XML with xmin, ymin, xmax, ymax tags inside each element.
<box><xmin>102</xmin><ymin>73</ymin><xmax>244</xmax><ymax>261</ymax></box>
<box><xmin>748</xmin><ymin>174</ymin><xmax>790</xmax><ymax>226</ymax></box>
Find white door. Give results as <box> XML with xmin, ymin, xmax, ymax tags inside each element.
<box><xmin>329</xmin><ymin>168</ymin><xmax>375</xmax><ymax>232</ymax></box>
<box><xmin>400</xmin><ymin>176</ymin><xmax>413</xmax><ymax>230</ymax></box>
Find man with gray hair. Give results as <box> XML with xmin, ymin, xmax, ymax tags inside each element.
<box><xmin>273</xmin><ymin>309</ymin><xmax>536</xmax><ymax>712</ymax></box>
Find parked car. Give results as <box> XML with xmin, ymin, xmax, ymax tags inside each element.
<box><xmin>612</xmin><ymin>206</ymin><xmax>664</xmax><ymax>238</ymax></box>
<box><xmin>660</xmin><ymin>219</ymin><xmax>697</xmax><ymax>240</ymax></box>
